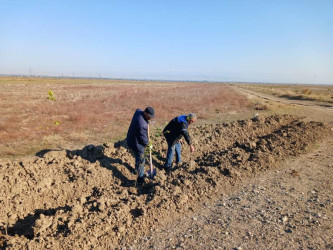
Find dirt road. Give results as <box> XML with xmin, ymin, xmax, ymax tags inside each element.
<box><xmin>231</xmin><ymin>85</ymin><xmax>333</xmax><ymax>124</ymax></box>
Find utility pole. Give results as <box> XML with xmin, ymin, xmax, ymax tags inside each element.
<box><xmin>29</xmin><ymin>67</ymin><xmax>32</xmax><ymax>77</ymax></box>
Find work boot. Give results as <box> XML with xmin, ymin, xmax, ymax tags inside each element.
<box><xmin>163</xmin><ymin>166</ymin><xmax>171</xmax><ymax>173</ymax></box>
<box><xmin>136</xmin><ymin>176</ymin><xmax>145</xmax><ymax>186</ymax></box>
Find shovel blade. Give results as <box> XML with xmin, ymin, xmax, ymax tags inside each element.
<box><xmin>146</xmin><ymin>168</ymin><xmax>157</xmax><ymax>179</ymax></box>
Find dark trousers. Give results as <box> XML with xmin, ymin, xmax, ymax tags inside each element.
<box><xmin>132</xmin><ymin>150</ymin><xmax>145</xmax><ymax>178</ymax></box>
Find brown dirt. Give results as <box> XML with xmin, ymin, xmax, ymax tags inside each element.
<box><xmin>0</xmin><ymin>113</ymin><xmax>331</xmax><ymax>249</ymax></box>
<box><xmin>131</xmin><ymin>86</ymin><xmax>333</xmax><ymax>250</ymax></box>
<box><xmin>135</xmin><ymin>137</ymin><xmax>333</xmax><ymax>249</ymax></box>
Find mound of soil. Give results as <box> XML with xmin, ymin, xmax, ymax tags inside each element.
<box><xmin>0</xmin><ymin>115</ymin><xmax>330</xmax><ymax>249</ymax></box>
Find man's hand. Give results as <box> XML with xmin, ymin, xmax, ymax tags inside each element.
<box><xmin>190</xmin><ymin>144</ymin><xmax>195</xmax><ymax>152</ymax></box>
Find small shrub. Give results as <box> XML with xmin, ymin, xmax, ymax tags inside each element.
<box><xmin>254</xmin><ymin>103</ymin><xmax>268</xmax><ymax>110</ymax></box>
<box><xmin>47</xmin><ymin>90</ymin><xmax>56</xmax><ymax>101</ymax></box>
<box><xmin>301</xmin><ymin>88</ymin><xmax>312</xmax><ymax>95</ymax></box>
<box><xmin>154</xmin><ymin>127</ymin><xmax>163</xmax><ymax>138</ymax></box>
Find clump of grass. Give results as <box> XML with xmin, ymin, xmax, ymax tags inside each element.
<box><xmin>254</xmin><ymin>103</ymin><xmax>269</xmax><ymax>110</ymax></box>
<box><xmin>301</xmin><ymin>88</ymin><xmax>312</xmax><ymax>95</ymax></box>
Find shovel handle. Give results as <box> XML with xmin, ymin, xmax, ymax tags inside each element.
<box><xmin>148</xmin><ymin>124</ymin><xmax>153</xmax><ymax>177</ymax></box>
<box><xmin>149</xmin><ymin>146</ymin><xmax>153</xmax><ymax>172</ymax></box>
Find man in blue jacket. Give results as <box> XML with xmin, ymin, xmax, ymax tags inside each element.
<box><xmin>163</xmin><ymin>113</ymin><xmax>197</xmax><ymax>170</ymax></box>
<box><xmin>127</xmin><ymin>107</ymin><xmax>155</xmax><ymax>184</ymax></box>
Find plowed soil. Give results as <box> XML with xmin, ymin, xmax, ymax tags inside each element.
<box><xmin>0</xmin><ymin>113</ymin><xmax>331</xmax><ymax>249</ymax></box>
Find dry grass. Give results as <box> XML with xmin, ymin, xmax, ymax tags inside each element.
<box><xmin>0</xmin><ymin>77</ymin><xmax>252</xmax><ymax>158</ymax></box>
<box><xmin>240</xmin><ymin>84</ymin><xmax>333</xmax><ymax>104</ymax></box>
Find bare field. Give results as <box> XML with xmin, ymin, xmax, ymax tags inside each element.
<box><xmin>0</xmin><ymin>77</ymin><xmax>251</xmax><ymax>158</ymax></box>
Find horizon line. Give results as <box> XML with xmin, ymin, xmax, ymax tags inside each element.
<box><xmin>0</xmin><ymin>73</ymin><xmax>332</xmax><ymax>86</ymax></box>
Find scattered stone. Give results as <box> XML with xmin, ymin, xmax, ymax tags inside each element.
<box><xmin>282</xmin><ymin>216</ymin><xmax>288</xmax><ymax>223</ymax></box>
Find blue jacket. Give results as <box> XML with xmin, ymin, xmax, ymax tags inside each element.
<box><xmin>126</xmin><ymin>109</ymin><xmax>149</xmax><ymax>154</ymax></box>
<box><xmin>163</xmin><ymin>115</ymin><xmax>191</xmax><ymax>146</ymax></box>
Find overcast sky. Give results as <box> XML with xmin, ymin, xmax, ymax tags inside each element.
<box><xmin>1</xmin><ymin>0</ymin><xmax>332</xmax><ymax>84</ymax></box>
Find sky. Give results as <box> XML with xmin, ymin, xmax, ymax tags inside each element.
<box><xmin>1</xmin><ymin>0</ymin><xmax>332</xmax><ymax>84</ymax></box>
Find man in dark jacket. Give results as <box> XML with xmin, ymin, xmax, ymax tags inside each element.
<box><xmin>127</xmin><ymin>107</ymin><xmax>155</xmax><ymax>184</ymax></box>
<box><xmin>163</xmin><ymin>113</ymin><xmax>197</xmax><ymax>170</ymax></box>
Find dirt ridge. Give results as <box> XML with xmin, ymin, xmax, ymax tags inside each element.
<box><xmin>0</xmin><ymin>115</ymin><xmax>330</xmax><ymax>249</ymax></box>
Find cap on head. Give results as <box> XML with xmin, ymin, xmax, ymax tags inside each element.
<box><xmin>144</xmin><ymin>107</ymin><xmax>155</xmax><ymax>119</ymax></box>
<box><xmin>187</xmin><ymin>113</ymin><xmax>197</xmax><ymax>122</ymax></box>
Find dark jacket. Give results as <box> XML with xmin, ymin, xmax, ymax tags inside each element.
<box><xmin>163</xmin><ymin>115</ymin><xmax>191</xmax><ymax>146</ymax></box>
<box><xmin>126</xmin><ymin>109</ymin><xmax>149</xmax><ymax>154</ymax></box>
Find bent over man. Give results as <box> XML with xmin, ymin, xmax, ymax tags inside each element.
<box><xmin>126</xmin><ymin>107</ymin><xmax>155</xmax><ymax>184</ymax></box>
<box><xmin>163</xmin><ymin>113</ymin><xmax>197</xmax><ymax>170</ymax></box>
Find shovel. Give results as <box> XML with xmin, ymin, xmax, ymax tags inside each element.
<box><xmin>146</xmin><ymin>124</ymin><xmax>157</xmax><ymax>179</ymax></box>
<box><xmin>146</xmin><ymin>145</ymin><xmax>156</xmax><ymax>178</ymax></box>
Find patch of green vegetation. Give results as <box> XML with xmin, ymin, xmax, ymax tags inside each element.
<box><xmin>154</xmin><ymin>127</ymin><xmax>163</xmax><ymax>138</ymax></box>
